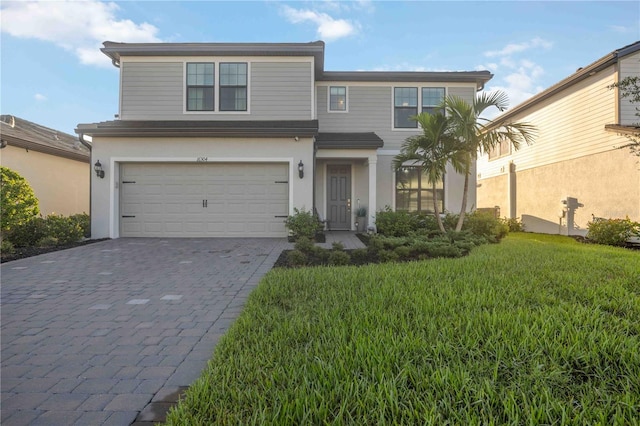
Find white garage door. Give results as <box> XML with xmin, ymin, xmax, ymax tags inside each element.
<box><xmin>120</xmin><ymin>163</ymin><xmax>289</xmax><ymax>237</ymax></box>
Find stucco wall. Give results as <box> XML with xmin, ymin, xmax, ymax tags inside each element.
<box><xmin>90</xmin><ymin>136</ymin><xmax>314</xmax><ymax>238</ymax></box>
<box><xmin>0</xmin><ymin>145</ymin><xmax>89</xmax><ymax>216</ymax></box>
<box><xmin>478</xmin><ymin>148</ymin><xmax>640</xmax><ymax>235</ymax></box>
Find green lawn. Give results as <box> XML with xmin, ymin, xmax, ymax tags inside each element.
<box><xmin>165</xmin><ymin>233</ymin><xmax>640</xmax><ymax>425</ymax></box>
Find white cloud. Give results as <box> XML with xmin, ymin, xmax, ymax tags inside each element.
<box><xmin>281</xmin><ymin>5</ymin><xmax>359</xmax><ymax>41</ymax></box>
<box><xmin>34</xmin><ymin>93</ymin><xmax>47</xmax><ymax>102</ymax></box>
<box><xmin>369</xmin><ymin>63</ymin><xmax>454</xmax><ymax>72</ymax></box>
<box><xmin>0</xmin><ymin>0</ymin><xmax>161</xmax><ymax>67</ymax></box>
<box><xmin>484</xmin><ymin>37</ymin><xmax>553</xmax><ymax>58</ymax></box>
<box><xmin>478</xmin><ymin>37</ymin><xmax>553</xmax><ymax>116</ymax></box>
<box><xmin>610</xmin><ymin>24</ymin><xmax>632</xmax><ymax>33</ymax></box>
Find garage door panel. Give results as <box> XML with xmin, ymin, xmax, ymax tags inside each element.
<box><xmin>121</xmin><ymin>163</ymin><xmax>289</xmax><ymax>237</ymax></box>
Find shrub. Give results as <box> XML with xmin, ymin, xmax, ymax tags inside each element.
<box><xmin>69</xmin><ymin>213</ymin><xmax>90</xmax><ymax>238</ymax></box>
<box><xmin>0</xmin><ymin>166</ymin><xmax>39</xmax><ymax>237</ymax></box>
<box><xmin>286</xmin><ymin>250</ymin><xmax>307</xmax><ymax>267</ymax></box>
<box><xmin>331</xmin><ymin>241</ymin><xmax>345</xmax><ymax>251</ymax></box>
<box><xmin>377</xmin><ymin>249</ymin><xmax>399</xmax><ymax>263</ymax></box>
<box><xmin>44</xmin><ymin>214</ymin><xmax>84</xmax><ymax>245</ymax></box>
<box><xmin>37</xmin><ymin>236</ymin><xmax>59</xmax><ymax>247</ymax></box>
<box><xmin>587</xmin><ymin>217</ymin><xmax>640</xmax><ymax>246</ymax></box>
<box><xmin>350</xmin><ymin>248</ymin><xmax>369</xmax><ymax>265</ymax></box>
<box><xmin>393</xmin><ymin>246</ymin><xmax>412</xmax><ymax>259</ymax></box>
<box><xmin>1</xmin><ymin>239</ymin><xmax>15</xmax><ymax>254</ymax></box>
<box><xmin>327</xmin><ymin>250</ymin><xmax>350</xmax><ymax>266</ymax></box>
<box><xmin>285</xmin><ymin>208</ymin><xmax>324</xmax><ymax>241</ymax></box>
<box><xmin>503</xmin><ymin>217</ymin><xmax>524</xmax><ymax>232</ymax></box>
<box><xmin>7</xmin><ymin>217</ymin><xmax>47</xmax><ymax>247</ymax></box>
<box><xmin>375</xmin><ymin>208</ymin><xmax>417</xmax><ymax>237</ymax></box>
<box><xmin>463</xmin><ymin>211</ymin><xmax>509</xmax><ymax>242</ymax></box>
<box><xmin>294</xmin><ymin>237</ymin><xmax>315</xmax><ymax>254</ymax></box>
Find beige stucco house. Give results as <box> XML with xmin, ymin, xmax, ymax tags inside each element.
<box><xmin>77</xmin><ymin>41</ymin><xmax>492</xmax><ymax>239</ymax></box>
<box><xmin>0</xmin><ymin>115</ymin><xmax>90</xmax><ymax>216</ymax></box>
<box><xmin>477</xmin><ymin>41</ymin><xmax>640</xmax><ymax>235</ymax></box>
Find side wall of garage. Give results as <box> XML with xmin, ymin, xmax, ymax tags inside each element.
<box><xmin>90</xmin><ymin>136</ymin><xmax>314</xmax><ymax>238</ymax></box>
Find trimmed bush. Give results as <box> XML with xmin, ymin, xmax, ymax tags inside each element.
<box><xmin>0</xmin><ymin>166</ymin><xmax>39</xmax><ymax>237</ymax></box>
<box><xmin>1</xmin><ymin>239</ymin><xmax>15</xmax><ymax>254</ymax></box>
<box><xmin>44</xmin><ymin>213</ymin><xmax>84</xmax><ymax>244</ymax></box>
<box><xmin>463</xmin><ymin>211</ymin><xmax>509</xmax><ymax>242</ymax></box>
<box><xmin>285</xmin><ymin>208</ymin><xmax>324</xmax><ymax>241</ymax></box>
<box><xmin>327</xmin><ymin>250</ymin><xmax>350</xmax><ymax>266</ymax></box>
<box><xmin>7</xmin><ymin>216</ymin><xmax>47</xmax><ymax>247</ymax></box>
<box><xmin>70</xmin><ymin>213</ymin><xmax>90</xmax><ymax>238</ymax></box>
<box><xmin>587</xmin><ymin>217</ymin><xmax>640</xmax><ymax>246</ymax></box>
<box><xmin>37</xmin><ymin>236</ymin><xmax>59</xmax><ymax>247</ymax></box>
<box><xmin>375</xmin><ymin>208</ymin><xmax>418</xmax><ymax>237</ymax></box>
<box><xmin>286</xmin><ymin>250</ymin><xmax>307</xmax><ymax>267</ymax></box>
<box><xmin>503</xmin><ymin>217</ymin><xmax>524</xmax><ymax>232</ymax></box>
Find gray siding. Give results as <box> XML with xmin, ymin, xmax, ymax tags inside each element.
<box><xmin>121</xmin><ymin>62</ymin><xmax>183</xmax><ymax>120</ymax></box>
<box><xmin>619</xmin><ymin>51</ymin><xmax>640</xmax><ymax>126</ymax></box>
<box><xmin>120</xmin><ymin>61</ymin><xmax>312</xmax><ymax>121</ymax></box>
<box><xmin>448</xmin><ymin>86</ymin><xmax>475</xmax><ymax>103</ymax></box>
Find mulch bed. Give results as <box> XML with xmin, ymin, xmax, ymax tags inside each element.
<box><xmin>1</xmin><ymin>239</ymin><xmax>109</xmax><ymax>263</ymax></box>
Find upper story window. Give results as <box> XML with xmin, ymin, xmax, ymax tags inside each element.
<box><xmin>488</xmin><ymin>139</ymin><xmax>511</xmax><ymax>160</ymax></box>
<box><xmin>394</xmin><ymin>87</ymin><xmax>418</xmax><ymax>128</ymax></box>
<box><xmin>219</xmin><ymin>63</ymin><xmax>248</xmax><ymax>111</ymax></box>
<box><xmin>186</xmin><ymin>63</ymin><xmax>214</xmax><ymax>111</ymax></box>
<box><xmin>422</xmin><ymin>87</ymin><xmax>445</xmax><ymax>115</ymax></box>
<box><xmin>329</xmin><ymin>86</ymin><xmax>347</xmax><ymax>111</ymax></box>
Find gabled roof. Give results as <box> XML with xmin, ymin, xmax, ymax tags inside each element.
<box><xmin>0</xmin><ymin>115</ymin><xmax>90</xmax><ymax>163</ymax></box>
<box><xmin>491</xmin><ymin>40</ymin><xmax>640</xmax><ymax>125</ymax></box>
<box><xmin>76</xmin><ymin>120</ymin><xmax>319</xmax><ymax>138</ymax></box>
<box><xmin>101</xmin><ymin>41</ymin><xmax>326</xmax><ymax>75</ymax></box>
<box><xmin>316</xmin><ymin>132</ymin><xmax>384</xmax><ymax>149</ymax></box>
<box><xmin>319</xmin><ymin>71</ymin><xmax>493</xmax><ymax>90</ymax></box>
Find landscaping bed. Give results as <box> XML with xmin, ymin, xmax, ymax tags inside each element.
<box><xmin>164</xmin><ymin>233</ymin><xmax>640</xmax><ymax>424</ymax></box>
<box><xmin>0</xmin><ymin>238</ymin><xmax>108</xmax><ymax>263</ymax></box>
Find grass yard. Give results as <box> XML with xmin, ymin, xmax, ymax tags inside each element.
<box><xmin>165</xmin><ymin>233</ymin><xmax>640</xmax><ymax>425</ymax></box>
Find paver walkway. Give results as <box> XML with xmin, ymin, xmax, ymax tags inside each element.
<box><xmin>1</xmin><ymin>238</ymin><xmax>288</xmax><ymax>425</ymax></box>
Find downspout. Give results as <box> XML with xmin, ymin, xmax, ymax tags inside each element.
<box><xmin>78</xmin><ymin>133</ymin><xmax>93</xmax><ymax>238</ymax></box>
<box><xmin>312</xmin><ymin>137</ymin><xmax>317</xmax><ymax>220</ymax></box>
<box><xmin>111</xmin><ymin>58</ymin><xmax>120</xmax><ymax>68</ymax></box>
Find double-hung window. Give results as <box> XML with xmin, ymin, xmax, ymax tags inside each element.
<box><xmin>488</xmin><ymin>139</ymin><xmax>511</xmax><ymax>160</ymax></box>
<box><xmin>395</xmin><ymin>166</ymin><xmax>444</xmax><ymax>213</ymax></box>
<box><xmin>219</xmin><ymin>63</ymin><xmax>247</xmax><ymax>111</ymax></box>
<box><xmin>186</xmin><ymin>63</ymin><xmax>214</xmax><ymax>111</ymax></box>
<box><xmin>422</xmin><ymin>87</ymin><xmax>445</xmax><ymax>115</ymax></box>
<box><xmin>329</xmin><ymin>86</ymin><xmax>347</xmax><ymax>111</ymax></box>
<box><xmin>394</xmin><ymin>88</ymin><xmax>418</xmax><ymax>128</ymax></box>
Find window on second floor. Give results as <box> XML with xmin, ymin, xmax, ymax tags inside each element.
<box><xmin>422</xmin><ymin>87</ymin><xmax>445</xmax><ymax>115</ymax></box>
<box><xmin>394</xmin><ymin>87</ymin><xmax>418</xmax><ymax>128</ymax></box>
<box><xmin>395</xmin><ymin>166</ymin><xmax>444</xmax><ymax>213</ymax></box>
<box><xmin>186</xmin><ymin>63</ymin><xmax>214</xmax><ymax>111</ymax></box>
<box><xmin>329</xmin><ymin>86</ymin><xmax>347</xmax><ymax>111</ymax></box>
<box><xmin>488</xmin><ymin>139</ymin><xmax>511</xmax><ymax>160</ymax></box>
<box><xmin>219</xmin><ymin>63</ymin><xmax>248</xmax><ymax>111</ymax></box>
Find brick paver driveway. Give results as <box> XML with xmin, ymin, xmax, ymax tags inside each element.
<box><xmin>1</xmin><ymin>238</ymin><xmax>287</xmax><ymax>425</ymax></box>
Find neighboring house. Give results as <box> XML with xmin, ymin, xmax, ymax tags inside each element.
<box><xmin>77</xmin><ymin>41</ymin><xmax>492</xmax><ymax>238</ymax></box>
<box><xmin>0</xmin><ymin>115</ymin><xmax>90</xmax><ymax>216</ymax></box>
<box><xmin>477</xmin><ymin>41</ymin><xmax>640</xmax><ymax>236</ymax></box>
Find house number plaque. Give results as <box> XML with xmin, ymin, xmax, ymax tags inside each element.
<box><xmin>196</xmin><ymin>157</ymin><xmax>208</xmax><ymax>162</ymax></box>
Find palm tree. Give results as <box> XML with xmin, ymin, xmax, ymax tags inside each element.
<box><xmin>393</xmin><ymin>112</ymin><xmax>466</xmax><ymax>232</ymax></box>
<box><xmin>444</xmin><ymin>92</ymin><xmax>537</xmax><ymax>231</ymax></box>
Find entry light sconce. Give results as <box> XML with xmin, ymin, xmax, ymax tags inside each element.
<box><xmin>94</xmin><ymin>160</ymin><xmax>105</xmax><ymax>179</ymax></box>
<box><xmin>298</xmin><ymin>160</ymin><xmax>304</xmax><ymax>179</ymax></box>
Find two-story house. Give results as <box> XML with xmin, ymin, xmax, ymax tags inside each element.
<box><xmin>77</xmin><ymin>41</ymin><xmax>492</xmax><ymax>238</ymax></box>
<box><xmin>476</xmin><ymin>41</ymin><xmax>640</xmax><ymax>236</ymax></box>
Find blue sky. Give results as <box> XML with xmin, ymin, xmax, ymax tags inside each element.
<box><xmin>1</xmin><ymin>1</ymin><xmax>639</xmax><ymax>135</ymax></box>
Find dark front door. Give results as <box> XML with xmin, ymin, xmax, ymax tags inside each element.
<box><xmin>327</xmin><ymin>165</ymin><xmax>351</xmax><ymax>230</ymax></box>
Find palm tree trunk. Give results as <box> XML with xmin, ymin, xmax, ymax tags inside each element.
<box><xmin>433</xmin><ymin>181</ymin><xmax>446</xmax><ymax>233</ymax></box>
<box><xmin>455</xmin><ymin>161</ymin><xmax>471</xmax><ymax>232</ymax></box>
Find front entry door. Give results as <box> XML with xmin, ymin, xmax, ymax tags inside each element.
<box><xmin>327</xmin><ymin>165</ymin><xmax>351</xmax><ymax>230</ymax></box>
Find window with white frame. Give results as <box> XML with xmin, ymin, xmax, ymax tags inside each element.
<box><xmin>422</xmin><ymin>87</ymin><xmax>445</xmax><ymax>115</ymax></box>
<box><xmin>329</xmin><ymin>86</ymin><xmax>347</xmax><ymax>111</ymax></box>
<box><xmin>186</xmin><ymin>63</ymin><xmax>214</xmax><ymax>111</ymax></box>
<box><xmin>219</xmin><ymin>63</ymin><xmax>247</xmax><ymax>111</ymax></box>
<box><xmin>394</xmin><ymin>87</ymin><xmax>418</xmax><ymax>128</ymax></box>
<box><xmin>395</xmin><ymin>166</ymin><xmax>444</xmax><ymax>213</ymax></box>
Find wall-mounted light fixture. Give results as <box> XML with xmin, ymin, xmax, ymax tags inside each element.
<box><xmin>298</xmin><ymin>160</ymin><xmax>304</xmax><ymax>179</ymax></box>
<box><xmin>94</xmin><ymin>160</ymin><xmax>105</xmax><ymax>179</ymax></box>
